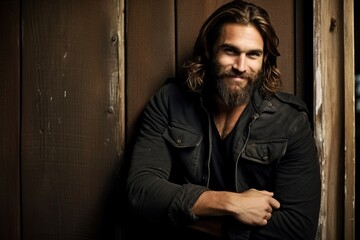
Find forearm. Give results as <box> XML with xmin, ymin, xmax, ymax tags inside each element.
<box><xmin>192</xmin><ymin>189</ymin><xmax>280</xmax><ymax>226</ymax></box>
<box><xmin>192</xmin><ymin>190</ymin><xmax>234</xmax><ymax>216</ymax></box>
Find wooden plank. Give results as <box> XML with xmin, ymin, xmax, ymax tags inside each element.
<box><xmin>343</xmin><ymin>0</ymin><xmax>355</xmax><ymax>239</ymax></box>
<box><xmin>313</xmin><ymin>0</ymin><xmax>345</xmax><ymax>239</ymax></box>
<box><xmin>21</xmin><ymin>0</ymin><xmax>124</xmax><ymax>239</ymax></box>
<box><xmin>0</xmin><ymin>0</ymin><xmax>21</xmax><ymax>239</ymax></box>
<box><xmin>126</xmin><ymin>0</ymin><xmax>176</xmax><ymax>143</ymax></box>
<box><xmin>176</xmin><ymin>0</ymin><xmax>295</xmax><ymax>93</ymax></box>
<box><xmin>355</xmin><ymin>1</ymin><xmax>360</xmax><ymax>238</ymax></box>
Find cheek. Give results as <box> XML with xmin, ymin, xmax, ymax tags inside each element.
<box><xmin>216</xmin><ymin>55</ymin><xmax>234</xmax><ymax>69</ymax></box>
<box><xmin>249</xmin><ymin>60</ymin><xmax>263</xmax><ymax>73</ymax></box>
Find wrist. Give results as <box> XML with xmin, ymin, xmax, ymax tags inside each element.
<box><xmin>192</xmin><ymin>190</ymin><xmax>235</xmax><ymax>217</ymax></box>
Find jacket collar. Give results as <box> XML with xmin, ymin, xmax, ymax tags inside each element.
<box><xmin>251</xmin><ymin>88</ymin><xmax>277</xmax><ymax>114</ymax></box>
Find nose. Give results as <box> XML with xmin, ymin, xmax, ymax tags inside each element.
<box><xmin>232</xmin><ymin>54</ymin><xmax>247</xmax><ymax>73</ymax></box>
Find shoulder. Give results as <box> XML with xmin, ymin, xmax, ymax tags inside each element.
<box><xmin>273</xmin><ymin>91</ymin><xmax>309</xmax><ymax>113</ymax></box>
<box><xmin>148</xmin><ymin>78</ymin><xmax>198</xmax><ymax>111</ymax></box>
<box><xmin>271</xmin><ymin>92</ymin><xmax>313</xmax><ymax>130</ymax></box>
<box><xmin>155</xmin><ymin>77</ymin><xmax>195</xmax><ymax>100</ymax></box>
<box><xmin>253</xmin><ymin>89</ymin><xmax>309</xmax><ymax>115</ymax></box>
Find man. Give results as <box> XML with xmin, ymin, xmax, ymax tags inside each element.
<box><xmin>126</xmin><ymin>1</ymin><xmax>321</xmax><ymax>239</ymax></box>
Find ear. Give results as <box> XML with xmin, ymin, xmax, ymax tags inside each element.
<box><xmin>263</xmin><ymin>53</ymin><xmax>268</xmax><ymax>65</ymax></box>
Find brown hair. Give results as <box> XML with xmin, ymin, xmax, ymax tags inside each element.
<box><xmin>183</xmin><ymin>0</ymin><xmax>282</xmax><ymax>97</ymax></box>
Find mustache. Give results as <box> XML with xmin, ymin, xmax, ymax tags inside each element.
<box><xmin>218</xmin><ymin>69</ymin><xmax>252</xmax><ymax>80</ymax></box>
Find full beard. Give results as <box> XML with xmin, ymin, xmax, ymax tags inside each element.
<box><xmin>209</xmin><ymin>66</ymin><xmax>261</xmax><ymax>107</ymax></box>
<box><xmin>216</xmin><ymin>75</ymin><xmax>253</xmax><ymax>107</ymax></box>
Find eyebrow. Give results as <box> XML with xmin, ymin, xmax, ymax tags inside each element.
<box><xmin>220</xmin><ymin>43</ymin><xmax>263</xmax><ymax>55</ymax></box>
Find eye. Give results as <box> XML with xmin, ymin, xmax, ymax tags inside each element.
<box><xmin>223</xmin><ymin>48</ymin><xmax>237</xmax><ymax>55</ymax></box>
<box><xmin>220</xmin><ymin>45</ymin><xmax>239</xmax><ymax>56</ymax></box>
<box><xmin>247</xmin><ymin>51</ymin><xmax>262</xmax><ymax>59</ymax></box>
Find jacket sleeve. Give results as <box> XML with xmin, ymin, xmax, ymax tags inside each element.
<box><xmin>249</xmin><ymin>111</ymin><xmax>321</xmax><ymax>240</ymax></box>
<box><xmin>125</xmin><ymin>84</ymin><xmax>208</xmax><ymax>226</ymax></box>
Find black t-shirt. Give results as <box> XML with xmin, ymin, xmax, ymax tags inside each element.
<box><xmin>208</xmin><ymin>105</ymin><xmax>251</xmax><ymax>191</ymax></box>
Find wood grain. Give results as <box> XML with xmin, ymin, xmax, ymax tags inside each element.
<box><xmin>0</xmin><ymin>0</ymin><xmax>21</xmax><ymax>239</ymax></box>
<box><xmin>21</xmin><ymin>0</ymin><xmax>123</xmax><ymax>239</ymax></box>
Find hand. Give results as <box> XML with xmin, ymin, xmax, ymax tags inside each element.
<box><xmin>230</xmin><ymin>189</ymin><xmax>280</xmax><ymax>226</ymax></box>
<box><xmin>192</xmin><ymin>188</ymin><xmax>280</xmax><ymax>226</ymax></box>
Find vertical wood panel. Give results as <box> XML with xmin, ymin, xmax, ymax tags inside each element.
<box><xmin>314</xmin><ymin>0</ymin><xmax>345</xmax><ymax>239</ymax></box>
<box><xmin>0</xmin><ymin>0</ymin><xmax>21</xmax><ymax>239</ymax></box>
<box><xmin>126</xmin><ymin>0</ymin><xmax>176</xmax><ymax>144</ymax></box>
<box><xmin>355</xmin><ymin>1</ymin><xmax>360</xmax><ymax>239</ymax></box>
<box><xmin>21</xmin><ymin>0</ymin><xmax>124</xmax><ymax>239</ymax></box>
<box><xmin>176</xmin><ymin>0</ymin><xmax>295</xmax><ymax>93</ymax></box>
<box><xmin>124</xmin><ymin>1</ymin><xmax>175</xmax><ymax>238</ymax></box>
<box><xmin>343</xmin><ymin>0</ymin><xmax>355</xmax><ymax>239</ymax></box>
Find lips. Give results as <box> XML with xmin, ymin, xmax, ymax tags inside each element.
<box><xmin>226</xmin><ymin>74</ymin><xmax>249</xmax><ymax>82</ymax></box>
<box><xmin>224</xmin><ymin>72</ymin><xmax>250</xmax><ymax>79</ymax></box>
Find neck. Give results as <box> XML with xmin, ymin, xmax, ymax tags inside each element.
<box><xmin>210</xmin><ymin>96</ymin><xmax>248</xmax><ymax>139</ymax></box>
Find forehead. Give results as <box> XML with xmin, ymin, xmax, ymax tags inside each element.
<box><xmin>217</xmin><ymin>23</ymin><xmax>264</xmax><ymax>49</ymax></box>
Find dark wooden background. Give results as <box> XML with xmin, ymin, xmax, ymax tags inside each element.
<box><xmin>0</xmin><ymin>0</ymin><xmax>21</xmax><ymax>239</ymax></box>
<box><xmin>0</xmin><ymin>0</ymin><xmax>315</xmax><ymax>239</ymax></box>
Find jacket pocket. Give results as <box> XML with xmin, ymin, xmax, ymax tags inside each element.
<box><xmin>241</xmin><ymin>139</ymin><xmax>288</xmax><ymax>165</ymax></box>
<box><xmin>163</xmin><ymin>123</ymin><xmax>202</xmax><ymax>148</ymax></box>
<box><xmin>163</xmin><ymin>123</ymin><xmax>203</xmax><ymax>180</ymax></box>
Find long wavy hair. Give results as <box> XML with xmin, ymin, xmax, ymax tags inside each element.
<box><xmin>183</xmin><ymin>0</ymin><xmax>282</xmax><ymax>97</ymax></box>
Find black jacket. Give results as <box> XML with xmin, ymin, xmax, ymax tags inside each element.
<box><xmin>126</xmin><ymin>80</ymin><xmax>321</xmax><ymax>239</ymax></box>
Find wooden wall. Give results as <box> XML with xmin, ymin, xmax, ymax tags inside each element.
<box><xmin>1</xmin><ymin>0</ymin><xmax>125</xmax><ymax>239</ymax></box>
<box><xmin>22</xmin><ymin>0</ymin><xmax>125</xmax><ymax>238</ymax></box>
<box><xmin>0</xmin><ymin>0</ymin><xmax>21</xmax><ymax>239</ymax></box>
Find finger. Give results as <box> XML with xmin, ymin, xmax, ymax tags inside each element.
<box><xmin>257</xmin><ymin>190</ymin><xmax>274</xmax><ymax>196</ymax></box>
<box><xmin>265</xmin><ymin>212</ymin><xmax>272</xmax><ymax>220</ymax></box>
<box><xmin>269</xmin><ymin>198</ymin><xmax>281</xmax><ymax>209</ymax></box>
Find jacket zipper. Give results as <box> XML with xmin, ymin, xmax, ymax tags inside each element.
<box><xmin>234</xmin><ymin>113</ymin><xmax>259</xmax><ymax>192</ymax></box>
<box><xmin>200</xmin><ymin>100</ymin><xmax>213</xmax><ymax>188</ymax></box>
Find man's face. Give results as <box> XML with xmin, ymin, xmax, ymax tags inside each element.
<box><xmin>210</xmin><ymin>23</ymin><xmax>264</xmax><ymax>107</ymax></box>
